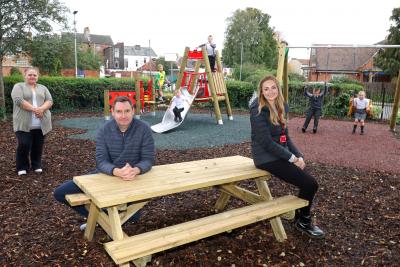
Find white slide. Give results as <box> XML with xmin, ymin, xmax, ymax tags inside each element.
<box><xmin>151</xmin><ymin>87</ymin><xmax>199</xmax><ymax>133</ymax></box>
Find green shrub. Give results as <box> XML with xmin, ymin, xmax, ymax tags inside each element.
<box><xmin>3</xmin><ymin>76</ymin><xmax>137</xmax><ymax>113</ymax></box>
<box><xmin>10</xmin><ymin>67</ymin><xmax>22</xmax><ymax>76</ymax></box>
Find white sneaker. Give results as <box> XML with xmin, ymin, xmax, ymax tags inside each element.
<box><xmin>34</xmin><ymin>168</ymin><xmax>43</xmax><ymax>173</ymax></box>
<box><xmin>80</xmin><ymin>223</ymin><xmax>87</xmax><ymax>231</ymax></box>
<box><xmin>18</xmin><ymin>170</ymin><xmax>27</xmax><ymax>176</ymax></box>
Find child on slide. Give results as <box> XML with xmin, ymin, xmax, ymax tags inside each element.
<box><xmin>170</xmin><ymin>88</ymin><xmax>190</xmax><ymax>122</ymax></box>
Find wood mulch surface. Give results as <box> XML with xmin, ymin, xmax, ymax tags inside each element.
<box><xmin>1</xmin><ymin>111</ymin><xmax>399</xmax><ymax>267</ymax></box>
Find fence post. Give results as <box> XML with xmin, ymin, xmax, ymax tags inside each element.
<box><xmin>381</xmin><ymin>82</ymin><xmax>385</xmax><ymax>121</ymax></box>
<box><xmin>389</xmin><ymin>72</ymin><xmax>400</xmax><ymax>131</ymax></box>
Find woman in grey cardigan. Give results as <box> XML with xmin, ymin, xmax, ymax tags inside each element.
<box><xmin>11</xmin><ymin>67</ymin><xmax>53</xmax><ymax>175</ymax></box>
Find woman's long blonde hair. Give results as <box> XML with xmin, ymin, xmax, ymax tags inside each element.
<box><xmin>257</xmin><ymin>75</ymin><xmax>286</xmax><ymax>125</ymax></box>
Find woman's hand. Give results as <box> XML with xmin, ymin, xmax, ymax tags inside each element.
<box><xmin>33</xmin><ymin>107</ymin><xmax>44</xmax><ymax>118</ymax></box>
<box><xmin>294</xmin><ymin>157</ymin><xmax>306</xmax><ymax>170</ymax></box>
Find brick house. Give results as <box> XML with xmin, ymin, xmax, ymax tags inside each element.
<box><xmin>308</xmin><ymin>44</ymin><xmax>390</xmax><ymax>82</ymax></box>
<box><xmin>1</xmin><ymin>52</ymin><xmax>32</xmax><ymax>76</ymax></box>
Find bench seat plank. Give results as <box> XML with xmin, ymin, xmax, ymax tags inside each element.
<box><xmin>105</xmin><ymin>195</ymin><xmax>308</xmax><ymax>264</ymax></box>
<box><xmin>66</xmin><ymin>193</ymin><xmax>90</xmax><ymax>206</ymax></box>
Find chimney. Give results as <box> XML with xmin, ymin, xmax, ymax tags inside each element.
<box><xmin>84</xmin><ymin>27</ymin><xmax>90</xmax><ymax>42</ymax></box>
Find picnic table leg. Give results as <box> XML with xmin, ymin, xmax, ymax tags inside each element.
<box><xmin>214</xmin><ymin>191</ymin><xmax>231</xmax><ymax>212</ymax></box>
<box><xmin>255</xmin><ymin>177</ymin><xmax>287</xmax><ymax>242</ymax></box>
<box><xmin>84</xmin><ymin>202</ymin><xmax>100</xmax><ymax>241</ymax></box>
<box><xmin>108</xmin><ymin>206</ymin><xmax>124</xmax><ymax>241</ymax></box>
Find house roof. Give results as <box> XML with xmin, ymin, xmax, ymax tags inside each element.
<box><xmin>62</xmin><ymin>32</ymin><xmax>113</xmax><ymax>46</ymax></box>
<box><xmin>124</xmin><ymin>45</ymin><xmax>157</xmax><ymax>57</ymax></box>
<box><xmin>137</xmin><ymin>60</ymin><xmax>158</xmax><ymax>71</ymax></box>
<box><xmin>311</xmin><ymin>44</ymin><xmax>379</xmax><ymax>71</ymax></box>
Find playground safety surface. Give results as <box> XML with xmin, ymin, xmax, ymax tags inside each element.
<box><xmin>1</xmin><ymin>111</ymin><xmax>399</xmax><ymax>266</ymax></box>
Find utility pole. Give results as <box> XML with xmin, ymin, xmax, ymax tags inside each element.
<box><xmin>73</xmin><ymin>11</ymin><xmax>78</xmax><ymax>78</ymax></box>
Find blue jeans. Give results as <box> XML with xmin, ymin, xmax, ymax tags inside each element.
<box><xmin>54</xmin><ymin>179</ymin><xmax>141</xmax><ymax>221</ymax></box>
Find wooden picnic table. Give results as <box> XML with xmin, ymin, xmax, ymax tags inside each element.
<box><xmin>72</xmin><ymin>155</ymin><xmax>307</xmax><ymax>267</ymax></box>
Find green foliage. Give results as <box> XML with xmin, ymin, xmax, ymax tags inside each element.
<box><xmin>225</xmin><ymin>80</ymin><xmax>255</xmax><ymax>108</ymax></box>
<box><xmin>370</xmin><ymin>105</ymin><xmax>383</xmax><ymax>120</ymax></box>
<box><xmin>0</xmin><ymin>0</ymin><xmax>68</xmax><ymax>116</ymax></box>
<box><xmin>10</xmin><ymin>67</ymin><xmax>22</xmax><ymax>76</ymax></box>
<box><xmin>329</xmin><ymin>76</ymin><xmax>362</xmax><ymax>85</ymax></box>
<box><xmin>27</xmin><ymin>34</ymin><xmax>74</xmax><ymax>76</ymax></box>
<box><xmin>288</xmin><ymin>73</ymin><xmax>306</xmax><ymax>82</ymax></box>
<box><xmin>78</xmin><ymin>48</ymin><xmax>103</xmax><ymax>71</ymax></box>
<box><xmin>232</xmin><ymin>63</ymin><xmax>274</xmax><ymax>86</ymax></box>
<box><xmin>374</xmin><ymin>7</ymin><xmax>400</xmax><ymax>76</ymax></box>
<box><xmin>3</xmin><ymin>77</ymin><xmax>136</xmax><ymax>112</ymax></box>
<box><xmin>222</xmin><ymin>8</ymin><xmax>278</xmax><ymax>68</ymax></box>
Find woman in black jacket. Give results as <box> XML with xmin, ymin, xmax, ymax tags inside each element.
<box><xmin>250</xmin><ymin>75</ymin><xmax>325</xmax><ymax>238</ymax></box>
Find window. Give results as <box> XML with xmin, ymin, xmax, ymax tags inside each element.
<box><xmin>311</xmin><ymin>48</ymin><xmax>316</xmax><ymax>56</ymax></box>
<box><xmin>135</xmin><ymin>60</ymin><xmax>138</xmax><ymax>67</ymax></box>
<box><xmin>114</xmin><ymin>48</ymin><xmax>119</xmax><ymax>58</ymax></box>
<box><xmin>124</xmin><ymin>59</ymin><xmax>128</xmax><ymax>69</ymax></box>
<box><xmin>115</xmin><ymin>60</ymin><xmax>119</xmax><ymax>68</ymax></box>
<box><xmin>144</xmin><ymin>58</ymin><xmax>147</xmax><ymax>63</ymax></box>
<box><xmin>16</xmin><ymin>59</ymin><xmax>28</xmax><ymax>66</ymax></box>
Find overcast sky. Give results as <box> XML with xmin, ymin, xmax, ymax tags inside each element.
<box><xmin>59</xmin><ymin>0</ymin><xmax>399</xmax><ymax>60</ymax></box>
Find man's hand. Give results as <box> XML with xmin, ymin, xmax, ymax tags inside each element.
<box><xmin>113</xmin><ymin>163</ymin><xmax>141</xmax><ymax>181</ymax></box>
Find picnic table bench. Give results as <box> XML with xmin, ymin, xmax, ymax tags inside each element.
<box><xmin>69</xmin><ymin>155</ymin><xmax>307</xmax><ymax>266</ymax></box>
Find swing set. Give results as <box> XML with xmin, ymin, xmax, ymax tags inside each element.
<box><xmin>276</xmin><ymin>42</ymin><xmax>400</xmax><ymax>131</ymax></box>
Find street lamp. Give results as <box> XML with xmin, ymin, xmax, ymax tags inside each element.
<box><xmin>73</xmin><ymin>10</ymin><xmax>78</xmax><ymax>78</ymax></box>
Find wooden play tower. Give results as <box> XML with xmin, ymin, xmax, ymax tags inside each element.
<box><xmin>176</xmin><ymin>46</ymin><xmax>233</xmax><ymax>124</ymax></box>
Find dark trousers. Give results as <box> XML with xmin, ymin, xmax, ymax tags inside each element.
<box><xmin>208</xmin><ymin>55</ymin><xmax>216</xmax><ymax>71</ymax></box>
<box><xmin>303</xmin><ymin>108</ymin><xmax>322</xmax><ymax>130</ymax></box>
<box><xmin>54</xmin><ymin>179</ymin><xmax>141</xmax><ymax>221</ymax></box>
<box><xmin>256</xmin><ymin>159</ymin><xmax>319</xmax><ymax>215</ymax></box>
<box><xmin>15</xmin><ymin>129</ymin><xmax>45</xmax><ymax>171</ymax></box>
<box><xmin>173</xmin><ymin>107</ymin><xmax>184</xmax><ymax>121</ymax></box>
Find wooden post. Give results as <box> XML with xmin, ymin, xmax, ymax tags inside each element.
<box><xmin>189</xmin><ymin>61</ymin><xmax>201</xmax><ymax>93</ymax></box>
<box><xmin>276</xmin><ymin>42</ymin><xmax>286</xmax><ymax>86</ymax></box>
<box><xmin>176</xmin><ymin>47</ymin><xmax>190</xmax><ymax>90</ymax></box>
<box><xmin>202</xmin><ymin>46</ymin><xmax>223</xmax><ymax>124</ymax></box>
<box><xmin>283</xmin><ymin>48</ymin><xmax>289</xmax><ymax>102</ymax></box>
<box><xmin>216</xmin><ymin>50</ymin><xmax>233</xmax><ymax>120</ymax></box>
<box><xmin>390</xmin><ymin>72</ymin><xmax>400</xmax><ymax>131</ymax></box>
<box><xmin>135</xmin><ymin>77</ymin><xmax>141</xmax><ymax>119</ymax></box>
<box><xmin>104</xmin><ymin>90</ymin><xmax>110</xmax><ymax>120</ymax></box>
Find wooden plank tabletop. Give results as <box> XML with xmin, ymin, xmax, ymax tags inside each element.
<box><xmin>73</xmin><ymin>156</ymin><xmax>268</xmax><ymax>208</ymax></box>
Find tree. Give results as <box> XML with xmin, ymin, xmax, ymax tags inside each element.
<box><xmin>27</xmin><ymin>34</ymin><xmax>74</xmax><ymax>76</ymax></box>
<box><xmin>375</xmin><ymin>7</ymin><xmax>400</xmax><ymax>77</ymax></box>
<box><xmin>0</xmin><ymin>0</ymin><xmax>68</xmax><ymax>121</ymax></box>
<box><xmin>222</xmin><ymin>8</ymin><xmax>278</xmax><ymax>68</ymax></box>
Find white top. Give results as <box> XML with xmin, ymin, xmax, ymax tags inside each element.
<box><xmin>172</xmin><ymin>95</ymin><xmax>186</xmax><ymax>109</ymax></box>
<box><xmin>206</xmin><ymin>43</ymin><xmax>216</xmax><ymax>56</ymax></box>
<box><xmin>354</xmin><ymin>98</ymin><xmax>369</xmax><ymax>109</ymax></box>
<box><xmin>31</xmin><ymin>91</ymin><xmax>41</xmax><ymax>129</ymax></box>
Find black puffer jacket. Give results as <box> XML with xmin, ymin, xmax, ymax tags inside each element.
<box><xmin>250</xmin><ymin>99</ymin><xmax>303</xmax><ymax>166</ymax></box>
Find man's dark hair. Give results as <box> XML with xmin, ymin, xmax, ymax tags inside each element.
<box><xmin>113</xmin><ymin>96</ymin><xmax>135</xmax><ymax>108</ymax></box>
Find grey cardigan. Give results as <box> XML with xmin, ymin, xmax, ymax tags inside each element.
<box><xmin>11</xmin><ymin>82</ymin><xmax>53</xmax><ymax>135</ymax></box>
<box><xmin>250</xmin><ymin>100</ymin><xmax>303</xmax><ymax>166</ymax></box>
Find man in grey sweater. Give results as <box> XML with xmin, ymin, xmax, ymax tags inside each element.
<box><xmin>54</xmin><ymin>96</ymin><xmax>155</xmax><ymax>221</ymax></box>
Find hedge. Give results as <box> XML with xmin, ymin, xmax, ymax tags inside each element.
<box><xmin>1</xmin><ymin>76</ymin><xmax>377</xmax><ymax>118</ymax></box>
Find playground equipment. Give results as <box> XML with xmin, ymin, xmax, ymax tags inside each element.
<box><xmin>103</xmin><ymin>78</ymin><xmax>156</xmax><ymax>120</ymax></box>
<box><xmin>276</xmin><ymin>43</ymin><xmax>400</xmax><ymax>131</ymax></box>
<box><xmin>176</xmin><ymin>46</ymin><xmax>233</xmax><ymax>125</ymax></box>
<box><xmin>150</xmin><ymin>46</ymin><xmax>234</xmax><ymax>133</ymax></box>
<box><xmin>151</xmin><ymin>86</ymin><xmax>200</xmax><ymax>133</ymax></box>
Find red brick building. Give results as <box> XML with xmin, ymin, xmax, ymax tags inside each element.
<box><xmin>308</xmin><ymin>44</ymin><xmax>390</xmax><ymax>82</ymax></box>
